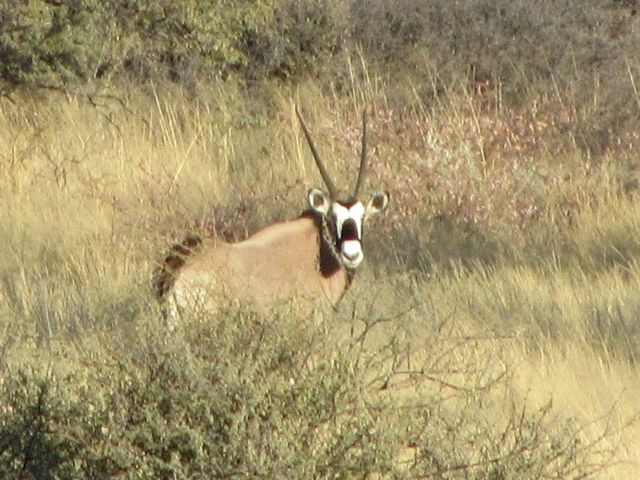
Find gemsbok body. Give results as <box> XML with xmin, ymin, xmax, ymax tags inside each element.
<box><xmin>155</xmin><ymin>110</ymin><xmax>389</xmax><ymax>317</ymax></box>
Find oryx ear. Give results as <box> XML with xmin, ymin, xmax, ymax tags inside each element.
<box><xmin>308</xmin><ymin>188</ymin><xmax>331</xmax><ymax>215</ymax></box>
<box><xmin>365</xmin><ymin>191</ymin><xmax>389</xmax><ymax>219</ymax></box>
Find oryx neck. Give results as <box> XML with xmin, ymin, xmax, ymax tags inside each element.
<box><xmin>300</xmin><ymin>209</ymin><xmax>345</xmax><ymax>279</ymax></box>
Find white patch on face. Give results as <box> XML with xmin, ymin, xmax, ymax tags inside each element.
<box><xmin>331</xmin><ymin>201</ymin><xmax>366</xmax><ymax>269</ymax></box>
<box><xmin>340</xmin><ymin>240</ymin><xmax>364</xmax><ymax>268</ymax></box>
<box><xmin>332</xmin><ymin>202</ymin><xmax>365</xmax><ymax>239</ymax></box>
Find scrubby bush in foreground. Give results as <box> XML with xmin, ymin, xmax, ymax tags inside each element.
<box><xmin>0</xmin><ymin>303</ymin><xmax>613</xmax><ymax>479</ymax></box>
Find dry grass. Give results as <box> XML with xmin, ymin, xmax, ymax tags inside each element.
<box><xmin>1</xmin><ymin>74</ymin><xmax>640</xmax><ymax>477</ymax></box>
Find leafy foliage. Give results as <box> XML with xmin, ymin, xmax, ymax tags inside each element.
<box><xmin>0</xmin><ymin>0</ymin><xmax>277</xmax><ymax>89</ymax></box>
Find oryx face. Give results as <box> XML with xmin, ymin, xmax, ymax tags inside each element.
<box><xmin>297</xmin><ymin>107</ymin><xmax>389</xmax><ymax>270</ymax></box>
<box><xmin>308</xmin><ymin>188</ymin><xmax>389</xmax><ymax>270</ymax></box>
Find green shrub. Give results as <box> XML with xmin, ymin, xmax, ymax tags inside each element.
<box><xmin>0</xmin><ymin>304</ymin><xmax>613</xmax><ymax>478</ymax></box>
<box><xmin>0</xmin><ymin>0</ymin><xmax>111</xmax><ymax>87</ymax></box>
<box><xmin>0</xmin><ymin>0</ymin><xmax>278</xmax><ymax>90</ymax></box>
<box><xmin>239</xmin><ymin>0</ymin><xmax>349</xmax><ymax>80</ymax></box>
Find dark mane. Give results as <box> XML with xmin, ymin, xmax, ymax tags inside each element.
<box><xmin>154</xmin><ymin>233</ymin><xmax>202</xmax><ymax>301</ymax></box>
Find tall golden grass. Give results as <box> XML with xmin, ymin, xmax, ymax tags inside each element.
<box><xmin>1</xmin><ymin>73</ymin><xmax>639</xmax><ymax>476</ymax></box>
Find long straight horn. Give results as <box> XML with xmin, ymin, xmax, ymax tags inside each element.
<box><xmin>352</xmin><ymin>109</ymin><xmax>367</xmax><ymax>198</ymax></box>
<box><xmin>296</xmin><ymin>108</ymin><xmax>338</xmax><ymax>199</ymax></box>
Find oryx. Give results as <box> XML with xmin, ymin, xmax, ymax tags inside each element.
<box><xmin>155</xmin><ymin>109</ymin><xmax>389</xmax><ymax>316</ymax></box>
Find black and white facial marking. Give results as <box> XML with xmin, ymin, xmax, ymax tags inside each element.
<box><xmin>308</xmin><ymin>188</ymin><xmax>389</xmax><ymax>270</ymax></box>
